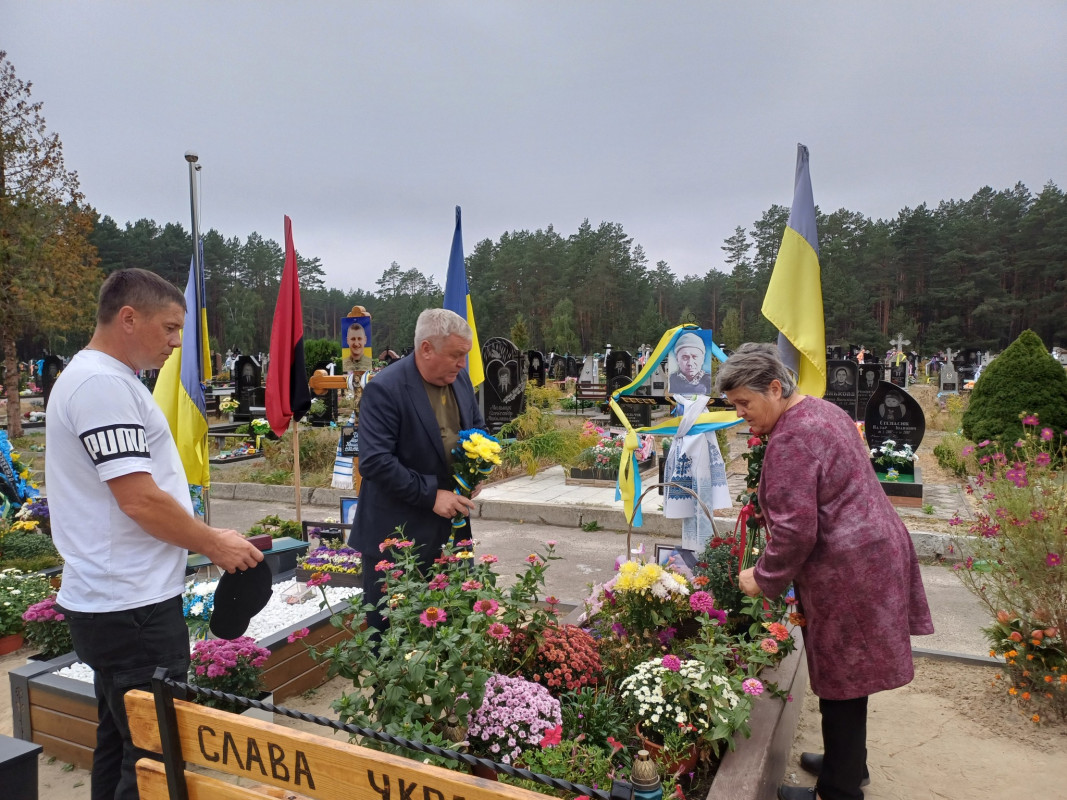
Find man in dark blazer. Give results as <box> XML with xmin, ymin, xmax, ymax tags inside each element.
<box><xmin>349</xmin><ymin>308</ymin><xmax>486</xmax><ymax>633</ymax></box>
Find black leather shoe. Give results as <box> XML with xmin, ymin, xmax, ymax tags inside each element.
<box><xmin>798</xmin><ymin>752</ymin><xmax>871</xmax><ymax>786</ymax></box>
<box><xmin>777</xmin><ymin>786</ymin><xmax>815</xmax><ymax>800</ymax></box>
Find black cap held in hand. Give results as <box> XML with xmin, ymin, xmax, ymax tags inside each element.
<box><xmin>209</xmin><ymin>559</ymin><xmax>273</xmax><ymax>640</ymax></box>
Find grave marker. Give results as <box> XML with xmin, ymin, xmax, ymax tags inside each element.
<box><xmin>856</xmin><ymin>363</ymin><xmax>881</xmax><ymax>419</ymax></box>
<box><xmin>526</xmin><ymin>350</ymin><xmax>545</xmax><ymax>387</ymax></box>
<box><xmin>824</xmin><ymin>360</ymin><xmax>859</xmax><ymax>419</ymax></box>
<box><xmin>480</xmin><ymin>337</ymin><xmax>526</xmax><ymax>435</ymax></box>
<box><xmin>863</xmin><ymin>382</ymin><xmax>925</xmax><ymax>452</ymax></box>
<box><xmin>234</xmin><ymin>355</ymin><xmax>263</xmax><ymax>421</ymax></box>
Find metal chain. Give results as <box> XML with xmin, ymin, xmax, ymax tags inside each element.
<box><xmin>166</xmin><ymin>678</ymin><xmax>620</xmax><ymax>800</ymax></box>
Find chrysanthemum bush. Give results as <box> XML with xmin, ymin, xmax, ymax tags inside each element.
<box><xmin>510</xmin><ymin>623</ymin><xmax>601</xmax><ymax>695</ymax></box>
<box><xmin>21</xmin><ymin>595</ymin><xmax>72</xmax><ymax>658</ymax></box>
<box><xmin>0</xmin><ymin>568</ymin><xmax>50</xmax><ymax>637</ymax></box>
<box><xmin>466</xmin><ymin>672</ymin><xmax>561</xmax><ymax>764</ymax></box>
<box><xmin>309</xmin><ymin>534</ymin><xmax>561</xmax><ymax>751</ymax></box>
<box><xmin>951</xmin><ymin>413</ymin><xmax>1067</xmax><ymax>722</ymax></box>
<box><xmin>188</xmin><ymin>636</ymin><xmax>271</xmax><ymax>713</ymax></box>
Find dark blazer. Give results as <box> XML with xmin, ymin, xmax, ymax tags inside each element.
<box><xmin>349</xmin><ymin>355</ymin><xmax>485</xmax><ymax>561</ymax></box>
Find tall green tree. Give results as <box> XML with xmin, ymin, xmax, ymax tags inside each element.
<box><xmin>1</xmin><ymin>51</ymin><xmax>100</xmax><ymax>436</ymax></box>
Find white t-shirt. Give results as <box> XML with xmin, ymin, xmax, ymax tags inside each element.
<box><xmin>46</xmin><ymin>350</ymin><xmax>191</xmax><ymax>612</ymax></box>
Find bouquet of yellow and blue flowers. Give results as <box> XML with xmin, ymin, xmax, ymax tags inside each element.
<box><xmin>450</xmin><ymin>428</ymin><xmax>502</xmax><ymax>528</ymax></box>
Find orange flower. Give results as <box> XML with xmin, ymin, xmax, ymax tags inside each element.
<box><xmin>1008</xmin><ymin>687</ymin><xmax>1018</xmax><ymax>696</ymax></box>
<box><xmin>1022</xmin><ymin>692</ymin><xmax>1031</xmax><ymax>700</ymax></box>
<box><xmin>1045</xmin><ymin>675</ymin><xmax>1054</xmax><ymax>683</ymax></box>
<box><xmin>1032</xmin><ymin>714</ymin><xmax>1040</xmax><ymax>723</ymax></box>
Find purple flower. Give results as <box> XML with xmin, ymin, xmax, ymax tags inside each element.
<box><xmin>611</xmin><ymin>622</ymin><xmax>627</xmax><ymax>637</ymax></box>
<box><xmin>661</xmin><ymin>654</ymin><xmax>681</xmax><ymax>672</ymax></box>
<box><xmin>1040</xmin><ymin>428</ymin><xmax>1054</xmax><ymax>441</ymax></box>
<box><xmin>1047</xmin><ymin>553</ymin><xmax>1061</xmax><ymax>567</ymax></box>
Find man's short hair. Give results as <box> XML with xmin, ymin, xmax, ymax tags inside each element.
<box><xmin>97</xmin><ymin>268</ymin><xmax>186</xmax><ymax>325</ymax></box>
<box><xmin>414</xmin><ymin>308</ymin><xmax>472</xmax><ymax>349</ymax></box>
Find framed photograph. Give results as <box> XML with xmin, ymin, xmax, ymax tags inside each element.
<box><xmin>667</xmin><ymin>330</ymin><xmax>715</xmax><ymax>397</ymax></box>
<box><xmin>339</xmin><ymin>496</ymin><xmax>359</xmax><ymax>526</ymax></box>
<box><xmin>655</xmin><ymin>545</ymin><xmax>698</xmax><ymax>579</ymax></box>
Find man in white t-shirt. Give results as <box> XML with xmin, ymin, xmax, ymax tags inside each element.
<box><xmin>47</xmin><ymin>268</ymin><xmax>262</xmax><ymax>800</ymax></box>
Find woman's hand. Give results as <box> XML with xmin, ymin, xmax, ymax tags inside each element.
<box><xmin>739</xmin><ymin>567</ymin><xmax>761</xmax><ymax>597</ymax></box>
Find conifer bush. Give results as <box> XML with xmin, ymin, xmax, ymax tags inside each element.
<box><xmin>961</xmin><ymin>330</ymin><xmax>1067</xmax><ymax>451</ymax></box>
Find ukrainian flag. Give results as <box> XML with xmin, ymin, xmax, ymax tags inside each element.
<box><xmin>443</xmin><ymin>206</ymin><xmax>484</xmax><ymax>388</ymax></box>
<box><xmin>154</xmin><ymin>255</ymin><xmax>210</xmax><ymax>492</ymax></box>
<box><xmin>762</xmin><ymin>144</ymin><xmax>826</xmax><ymax>397</ymax></box>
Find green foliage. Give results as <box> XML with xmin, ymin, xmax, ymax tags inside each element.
<box><xmin>510</xmin><ymin>313</ymin><xmax>531</xmax><ymax>351</ymax></box>
<box><xmin>1</xmin><ymin>531</ymin><xmax>59</xmax><ymax>561</ymax></box>
<box><xmin>933</xmin><ymin>433</ymin><xmax>971</xmax><ymax>477</ymax></box>
<box><xmin>247</xmin><ymin>514</ymin><xmax>302</xmax><ymax>539</ymax></box>
<box><xmin>499</xmin><ymin>406</ymin><xmax>593</xmax><ymax>476</ymax></box>
<box><xmin>962</xmin><ymin>330</ymin><xmax>1067</xmax><ymax>450</ymax></box>
<box><xmin>0</xmin><ymin>568</ymin><xmax>51</xmax><ymax>636</ymax></box>
<box><xmin>303</xmin><ymin>338</ymin><xmax>342</xmax><ymax>375</ymax></box>
<box><xmin>559</xmin><ymin>686</ymin><xmax>632</xmax><ymax>746</ymax></box>
<box><xmin>508</xmin><ymin>739</ymin><xmax>625</xmax><ymax>797</ymax></box>
<box><xmin>581</xmin><ymin>520</ymin><xmax>603</xmax><ymax>532</ymax></box>
<box><xmin>525</xmin><ymin>383</ymin><xmax>562</xmax><ymax>410</ymax></box>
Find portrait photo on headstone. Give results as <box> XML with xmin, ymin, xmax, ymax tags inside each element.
<box><xmin>668</xmin><ymin>330</ymin><xmax>715</xmax><ymax>396</ymax></box>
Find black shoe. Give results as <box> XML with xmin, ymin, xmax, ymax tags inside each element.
<box><xmin>798</xmin><ymin>752</ymin><xmax>871</xmax><ymax>786</ymax></box>
<box><xmin>777</xmin><ymin>786</ymin><xmax>815</xmax><ymax>800</ymax></box>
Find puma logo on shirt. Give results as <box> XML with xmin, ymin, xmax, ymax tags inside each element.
<box><xmin>80</xmin><ymin>425</ymin><xmax>150</xmax><ymax>464</ymax></box>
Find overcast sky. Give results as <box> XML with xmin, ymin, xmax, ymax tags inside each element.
<box><xmin>7</xmin><ymin>2</ymin><xmax>1065</xmax><ymax>292</ymax></box>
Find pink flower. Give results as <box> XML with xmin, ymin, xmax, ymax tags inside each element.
<box><xmin>461</xmin><ymin>579</ymin><xmax>483</xmax><ymax>591</ymax></box>
<box><xmin>539</xmin><ymin>723</ymin><xmax>562</xmax><ymax>748</ymax></box>
<box><xmin>287</xmin><ymin>627</ymin><xmax>310</xmax><ymax>644</ymax></box>
<box><xmin>606</xmin><ymin>736</ymin><xmax>624</xmax><ymax>752</ymax></box>
<box><xmin>455</xmin><ymin>539</ymin><xmax>473</xmax><ymax>547</ymax></box>
<box><xmin>428</xmin><ymin>573</ymin><xmax>450</xmax><ymax>590</ymax></box>
<box><xmin>1036</xmin><ymin>452</ymin><xmax>1051</xmax><ymax>466</ymax></box>
<box><xmin>395</xmin><ymin>540</ymin><xmax>415</xmax><ymax>549</ymax></box>
<box><xmin>419</xmin><ymin>606</ymin><xmax>448</xmax><ymax>627</ymax></box>
<box><xmin>473</xmin><ymin>599</ymin><xmax>499</xmax><ymax>615</ymax></box>
<box><xmin>1040</xmin><ymin>428</ymin><xmax>1054</xmax><ymax>441</ymax></box>
<box><xmin>546</xmin><ymin>540</ymin><xmax>557</xmax><ymax>547</ymax></box>
<box><xmin>961</xmin><ymin>445</ymin><xmax>975</xmax><ymax>457</ymax></box>
<box><xmin>760</xmin><ymin>638</ymin><xmax>779</xmax><ymax>654</ymax></box>
<box><xmin>487</xmin><ymin>622</ymin><xmax>511</xmax><ymax>640</ymax></box>
<box><xmin>1022</xmin><ymin>414</ymin><xmax>1039</xmax><ymax>426</ymax></box>
<box><xmin>1047</xmin><ymin>553</ymin><xmax>1062</xmax><ymax>567</ymax></box>
<box><xmin>978</xmin><ymin>440</ymin><xmax>991</xmax><ymax>447</ymax></box>
<box><xmin>479</xmin><ymin>554</ymin><xmax>499</xmax><ymax>564</ymax></box>
<box><xmin>661</xmin><ymin>654</ymin><xmax>681</xmax><ymax>672</ymax></box>
<box><xmin>747</xmin><ymin>436</ymin><xmax>762</xmax><ymax>447</ymax></box>
<box><xmin>526</xmin><ymin>554</ymin><xmax>542</xmax><ymax>565</ymax></box>
<box><xmin>742</xmin><ymin>678</ymin><xmax>764</xmax><ymax>696</ymax></box>
<box><xmin>307</xmin><ymin>572</ymin><xmax>331</xmax><ymax>587</ymax></box>
<box><xmin>690</xmin><ymin>591</ymin><xmax>716</xmax><ymax>615</ymax></box>
<box><xmin>374</xmin><ymin>559</ymin><xmax>395</xmax><ymax>572</ymax></box>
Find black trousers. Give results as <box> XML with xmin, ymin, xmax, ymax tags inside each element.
<box><xmin>817</xmin><ymin>696</ymin><xmax>869</xmax><ymax>800</ymax></box>
<box><xmin>61</xmin><ymin>596</ymin><xmax>190</xmax><ymax>800</ymax></box>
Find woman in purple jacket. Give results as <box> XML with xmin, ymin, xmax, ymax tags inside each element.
<box><xmin>717</xmin><ymin>344</ymin><xmax>933</xmax><ymax>800</ymax></box>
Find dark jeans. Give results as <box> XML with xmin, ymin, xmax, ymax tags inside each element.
<box><xmin>60</xmin><ymin>596</ymin><xmax>190</xmax><ymax>800</ymax></box>
<box><xmin>817</xmin><ymin>696</ymin><xmax>869</xmax><ymax>800</ymax></box>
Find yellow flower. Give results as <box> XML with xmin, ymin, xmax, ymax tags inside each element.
<box><xmin>455</xmin><ymin>551</ymin><xmax>474</xmax><ymax>559</ymax></box>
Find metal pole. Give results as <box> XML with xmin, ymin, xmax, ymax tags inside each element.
<box><xmin>185</xmin><ymin>151</ymin><xmax>211</xmax><ymax>523</ymax></box>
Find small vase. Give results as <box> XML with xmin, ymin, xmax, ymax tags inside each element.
<box><xmin>636</xmin><ymin>725</ymin><xmax>699</xmax><ymax>776</ymax></box>
<box><xmin>0</xmin><ymin>632</ymin><xmax>26</xmax><ymax>656</ymax></box>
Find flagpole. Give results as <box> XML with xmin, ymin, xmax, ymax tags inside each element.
<box><xmin>185</xmin><ymin>150</ymin><xmax>211</xmax><ymax>523</ymax></box>
<box><xmin>292</xmin><ymin>419</ymin><xmax>303</xmax><ymax>522</ymax></box>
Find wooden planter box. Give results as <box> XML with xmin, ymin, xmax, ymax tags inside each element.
<box><xmin>294</xmin><ymin>567</ymin><xmax>362</xmax><ymax>587</ymax></box>
<box><xmin>7</xmin><ymin>578</ymin><xmax>355</xmax><ymax>770</ymax></box>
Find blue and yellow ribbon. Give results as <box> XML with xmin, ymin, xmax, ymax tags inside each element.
<box><xmin>609</xmin><ymin>325</ymin><xmax>742</xmax><ymax>526</ymax></box>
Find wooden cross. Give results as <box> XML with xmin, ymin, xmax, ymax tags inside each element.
<box><xmin>308</xmin><ymin>369</ymin><xmax>353</xmax><ymax>396</ymax></box>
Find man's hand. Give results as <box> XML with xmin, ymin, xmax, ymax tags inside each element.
<box><xmin>739</xmin><ymin>567</ymin><xmax>761</xmax><ymax>597</ymax></box>
<box><xmin>205</xmin><ymin>528</ymin><xmax>264</xmax><ymax>574</ymax></box>
<box><xmin>434</xmin><ymin>489</ymin><xmax>475</xmax><ymax>520</ymax></box>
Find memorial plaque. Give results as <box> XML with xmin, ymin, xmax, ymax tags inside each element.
<box><xmin>548</xmin><ymin>354</ymin><xmax>566</xmax><ymax>382</ymax></box>
<box><xmin>612</xmin><ymin>397</ymin><xmax>652</xmax><ymax>428</ymax></box>
<box><xmin>480</xmin><ymin>337</ymin><xmax>525</xmax><ymax>435</ymax></box>
<box><xmin>578</xmin><ymin>356</ymin><xmax>597</xmax><ymax>386</ymax></box>
<box><xmin>889</xmin><ymin>362</ymin><xmax>907</xmax><ymax>387</ymax></box>
<box><xmin>527</xmin><ymin>350</ymin><xmax>546</xmax><ymax>387</ymax></box>
<box><xmin>648</xmin><ymin>359</ymin><xmax>669</xmax><ymax>398</ymax></box>
<box><xmin>939</xmin><ymin>361</ymin><xmax>959</xmax><ymax>393</ymax></box>
<box><xmin>234</xmin><ymin>355</ymin><xmax>262</xmax><ymax>420</ymax></box>
<box><xmin>566</xmin><ymin>355</ymin><xmax>581</xmax><ymax>379</ymax></box>
<box><xmin>824</xmin><ymin>360</ymin><xmax>859</xmax><ymax>419</ymax></box>
<box><xmin>41</xmin><ymin>354</ymin><xmax>63</xmax><ymax>408</ymax></box>
<box><xmin>340</xmin><ymin>425</ymin><xmax>359</xmax><ymax>457</ymax></box>
<box><xmin>863</xmin><ymin>382</ymin><xmax>925</xmax><ymax>452</ymax></box>
<box><xmin>856</xmin><ymin>363</ymin><xmax>881</xmax><ymax>418</ymax></box>
<box><xmin>605</xmin><ymin>350</ymin><xmax>634</xmax><ymax>394</ymax></box>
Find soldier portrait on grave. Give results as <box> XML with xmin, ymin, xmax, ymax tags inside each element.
<box><xmin>879</xmin><ymin>389</ymin><xmax>909</xmax><ymax>422</ymax></box>
<box><xmin>668</xmin><ymin>331</ymin><xmax>713</xmax><ymax>396</ymax></box>
<box><xmin>830</xmin><ymin>366</ymin><xmax>854</xmax><ymax>390</ymax></box>
<box><xmin>342</xmin><ymin>317</ymin><xmax>372</xmax><ymax>373</ymax></box>
<box><xmin>863</xmin><ymin>368</ymin><xmax>877</xmax><ymax>390</ymax></box>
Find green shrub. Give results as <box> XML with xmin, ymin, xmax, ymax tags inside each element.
<box><xmin>933</xmin><ymin>433</ymin><xmax>970</xmax><ymax>477</ymax></box>
<box><xmin>962</xmin><ymin>330</ymin><xmax>1067</xmax><ymax>450</ymax></box>
<box><xmin>499</xmin><ymin>406</ymin><xmax>594</xmax><ymax>476</ymax></box>
<box><xmin>1</xmin><ymin>531</ymin><xmax>60</xmax><ymax>561</ymax></box>
<box><xmin>304</xmin><ymin>338</ymin><xmax>342</xmax><ymax>377</ymax></box>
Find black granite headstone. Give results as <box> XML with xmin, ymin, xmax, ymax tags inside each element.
<box><xmin>889</xmin><ymin>362</ymin><xmax>907</xmax><ymax>387</ymax></box>
<box><xmin>481</xmin><ymin>337</ymin><xmax>526</xmax><ymax>435</ymax></box>
<box><xmin>41</xmin><ymin>355</ymin><xmax>63</xmax><ymax>408</ymax></box>
<box><xmin>605</xmin><ymin>351</ymin><xmax>634</xmax><ymax>394</ymax></box>
<box><xmin>863</xmin><ymin>382</ymin><xmax>925</xmax><ymax>452</ymax></box>
<box><xmin>824</xmin><ymin>360</ymin><xmax>859</xmax><ymax>419</ymax></box>
<box><xmin>340</xmin><ymin>425</ymin><xmax>359</xmax><ymax>457</ymax></box>
<box><xmin>527</xmin><ymin>350</ymin><xmax>546</xmax><ymax>387</ymax></box>
<box><xmin>856</xmin><ymin>364</ymin><xmax>881</xmax><ymax>419</ymax></box>
<box><xmin>566</xmin><ymin>355</ymin><xmax>581</xmax><ymax>379</ymax></box>
<box><xmin>234</xmin><ymin>355</ymin><xmax>261</xmax><ymax>421</ymax></box>
<box><xmin>612</xmin><ymin>397</ymin><xmax>652</xmax><ymax>428</ymax></box>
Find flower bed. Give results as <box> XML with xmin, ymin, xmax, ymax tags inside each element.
<box><xmin>8</xmin><ymin>576</ymin><xmax>360</xmax><ymax>769</ymax></box>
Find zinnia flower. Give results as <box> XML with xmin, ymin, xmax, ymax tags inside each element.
<box><xmin>690</xmin><ymin>591</ymin><xmax>716</xmax><ymax>615</ymax></box>
<box><xmin>287</xmin><ymin>627</ymin><xmax>310</xmax><ymax>643</ymax></box>
<box><xmin>419</xmin><ymin>606</ymin><xmax>447</xmax><ymax>627</ymax></box>
<box><xmin>461</xmin><ymin>579</ymin><xmax>483</xmax><ymax>591</ymax></box>
<box><xmin>428</xmin><ymin>573</ymin><xmax>450</xmax><ymax>590</ymax></box>
<box><xmin>767</xmin><ymin>622</ymin><xmax>790</xmax><ymax>641</ymax></box>
<box><xmin>374</xmin><ymin>559</ymin><xmax>395</xmax><ymax>572</ymax></box>
<box><xmin>742</xmin><ymin>678</ymin><xmax>764</xmax><ymax>696</ymax></box>
<box><xmin>473</xmin><ymin>599</ymin><xmax>499</xmax><ymax>615</ymax></box>
<box><xmin>760</xmin><ymin>638</ymin><xmax>779</xmax><ymax>654</ymax></box>
<box><xmin>488</xmin><ymin>622</ymin><xmax>511</xmax><ymax>640</ymax></box>
<box><xmin>479</xmin><ymin>554</ymin><xmax>499</xmax><ymax>564</ymax></box>
<box><xmin>661</xmin><ymin>654</ymin><xmax>682</xmax><ymax>672</ymax></box>
<box><xmin>306</xmin><ymin>572</ymin><xmax>331</xmax><ymax>587</ymax></box>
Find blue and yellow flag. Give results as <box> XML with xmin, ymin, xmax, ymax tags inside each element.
<box><xmin>443</xmin><ymin>206</ymin><xmax>484</xmax><ymax>388</ymax></box>
<box><xmin>610</xmin><ymin>325</ymin><xmax>742</xmax><ymax>526</ymax></box>
<box><xmin>154</xmin><ymin>255</ymin><xmax>210</xmax><ymax>491</ymax></box>
<box><xmin>762</xmin><ymin>144</ymin><xmax>826</xmax><ymax>397</ymax></box>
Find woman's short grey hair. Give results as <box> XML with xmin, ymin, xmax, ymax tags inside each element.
<box><xmin>414</xmin><ymin>308</ymin><xmax>472</xmax><ymax>349</ymax></box>
<box><xmin>714</xmin><ymin>342</ymin><xmax>798</xmax><ymax>397</ymax></box>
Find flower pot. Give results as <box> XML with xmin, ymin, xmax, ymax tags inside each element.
<box><xmin>636</xmin><ymin>725</ymin><xmax>699</xmax><ymax>776</ymax></box>
<box><xmin>294</xmin><ymin>568</ymin><xmax>362</xmax><ymax>587</ymax></box>
<box><xmin>0</xmin><ymin>633</ymin><xmax>25</xmax><ymax>655</ymax></box>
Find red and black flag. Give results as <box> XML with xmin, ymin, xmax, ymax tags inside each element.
<box><xmin>266</xmin><ymin>215</ymin><xmax>312</xmax><ymax>436</ymax></box>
